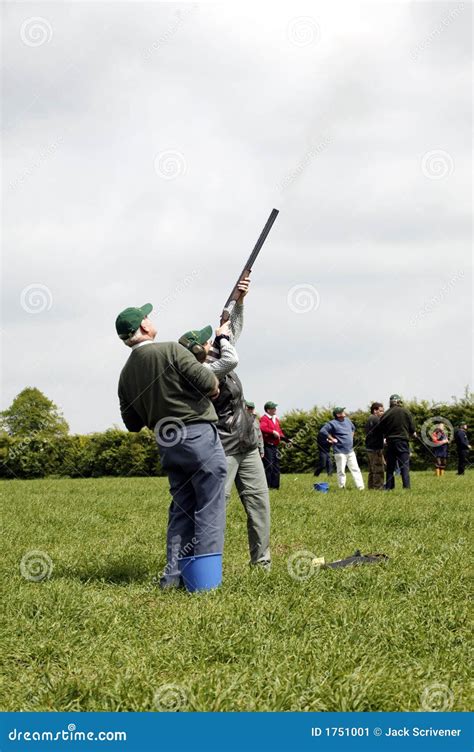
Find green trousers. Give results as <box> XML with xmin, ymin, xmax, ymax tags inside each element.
<box><xmin>225</xmin><ymin>447</ymin><xmax>271</xmax><ymax>567</ymax></box>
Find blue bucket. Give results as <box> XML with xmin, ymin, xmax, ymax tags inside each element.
<box><xmin>178</xmin><ymin>553</ymin><xmax>222</xmax><ymax>593</ymax></box>
<box><xmin>313</xmin><ymin>482</ymin><xmax>329</xmax><ymax>493</ymax></box>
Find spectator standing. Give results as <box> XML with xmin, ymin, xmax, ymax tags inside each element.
<box><xmin>431</xmin><ymin>421</ymin><xmax>449</xmax><ymax>477</ymax></box>
<box><xmin>320</xmin><ymin>408</ymin><xmax>364</xmax><ymax>490</ymax></box>
<box><xmin>365</xmin><ymin>402</ymin><xmax>385</xmax><ymax>490</ymax></box>
<box><xmin>314</xmin><ymin>429</ymin><xmax>333</xmax><ymax>477</ymax></box>
<box><xmin>246</xmin><ymin>401</ymin><xmax>264</xmax><ymax>458</ymax></box>
<box><xmin>260</xmin><ymin>402</ymin><xmax>286</xmax><ymax>489</ymax></box>
<box><xmin>454</xmin><ymin>422</ymin><xmax>471</xmax><ymax>475</ymax></box>
<box><xmin>377</xmin><ymin>394</ymin><xmax>416</xmax><ymax>490</ymax></box>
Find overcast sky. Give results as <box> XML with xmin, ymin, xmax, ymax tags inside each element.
<box><xmin>2</xmin><ymin>1</ymin><xmax>472</xmax><ymax>434</ymax></box>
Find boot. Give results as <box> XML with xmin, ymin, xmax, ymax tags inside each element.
<box><xmin>435</xmin><ymin>467</ymin><xmax>440</xmax><ymax>477</ymax></box>
<box><xmin>440</xmin><ymin>469</ymin><xmax>445</xmax><ymax>476</ymax></box>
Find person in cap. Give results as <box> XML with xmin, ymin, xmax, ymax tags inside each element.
<box><xmin>314</xmin><ymin>429</ymin><xmax>333</xmax><ymax>477</ymax></box>
<box><xmin>454</xmin><ymin>421</ymin><xmax>471</xmax><ymax>475</ymax></box>
<box><xmin>320</xmin><ymin>408</ymin><xmax>364</xmax><ymax>490</ymax></box>
<box><xmin>376</xmin><ymin>394</ymin><xmax>416</xmax><ymax>489</ymax></box>
<box><xmin>179</xmin><ymin>279</ymin><xmax>271</xmax><ymax>570</ymax></box>
<box><xmin>364</xmin><ymin>402</ymin><xmax>385</xmax><ymax>490</ymax></box>
<box><xmin>246</xmin><ymin>401</ymin><xmax>264</xmax><ymax>458</ymax></box>
<box><xmin>260</xmin><ymin>402</ymin><xmax>287</xmax><ymax>489</ymax></box>
<box><xmin>431</xmin><ymin>421</ymin><xmax>449</xmax><ymax>477</ymax></box>
<box><xmin>116</xmin><ymin>303</ymin><xmax>227</xmax><ymax>589</ymax></box>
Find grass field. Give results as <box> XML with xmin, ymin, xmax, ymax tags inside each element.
<box><xmin>1</xmin><ymin>472</ymin><xmax>472</xmax><ymax>712</ymax></box>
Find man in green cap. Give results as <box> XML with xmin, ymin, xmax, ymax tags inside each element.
<box><xmin>179</xmin><ymin>278</ymin><xmax>271</xmax><ymax>569</ymax></box>
<box><xmin>116</xmin><ymin>303</ymin><xmax>227</xmax><ymax>589</ymax></box>
<box><xmin>260</xmin><ymin>402</ymin><xmax>287</xmax><ymax>489</ymax></box>
<box><xmin>376</xmin><ymin>394</ymin><xmax>416</xmax><ymax>489</ymax></box>
<box><xmin>320</xmin><ymin>408</ymin><xmax>364</xmax><ymax>490</ymax></box>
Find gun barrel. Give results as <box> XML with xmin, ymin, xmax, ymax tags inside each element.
<box><xmin>223</xmin><ymin>208</ymin><xmax>279</xmax><ymax>309</ymax></box>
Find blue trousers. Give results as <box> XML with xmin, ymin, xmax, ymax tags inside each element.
<box><xmin>157</xmin><ymin>422</ymin><xmax>227</xmax><ymax>586</ymax></box>
<box><xmin>385</xmin><ymin>439</ymin><xmax>410</xmax><ymax>489</ymax></box>
<box><xmin>263</xmin><ymin>444</ymin><xmax>280</xmax><ymax>489</ymax></box>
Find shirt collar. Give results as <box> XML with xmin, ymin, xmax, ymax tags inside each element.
<box><xmin>131</xmin><ymin>339</ymin><xmax>155</xmax><ymax>351</ymax></box>
<box><xmin>265</xmin><ymin>412</ymin><xmax>276</xmax><ymax>422</ymax></box>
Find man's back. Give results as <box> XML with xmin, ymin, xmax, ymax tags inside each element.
<box><xmin>118</xmin><ymin>341</ymin><xmax>217</xmax><ymax>431</ymax></box>
<box><xmin>378</xmin><ymin>405</ymin><xmax>415</xmax><ymax>440</ymax></box>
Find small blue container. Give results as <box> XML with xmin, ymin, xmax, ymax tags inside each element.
<box><xmin>178</xmin><ymin>553</ymin><xmax>222</xmax><ymax>593</ymax></box>
<box><xmin>313</xmin><ymin>482</ymin><xmax>329</xmax><ymax>493</ymax></box>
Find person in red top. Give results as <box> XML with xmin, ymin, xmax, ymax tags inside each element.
<box><xmin>260</xmin><ymin>401</ymin><xmax>286</xmax><ymax>489</ymax></box>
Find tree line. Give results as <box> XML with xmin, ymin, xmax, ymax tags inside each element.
<box><xmin>0</xmin><ymin>387</ymin><xmax>472</xmax><ymax>479</ymax></box>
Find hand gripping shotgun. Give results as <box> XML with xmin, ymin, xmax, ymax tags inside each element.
<box><xmin>207</xmin><ymin>208</ymin><xmax>279</xmax><ymax>363</ymax></box>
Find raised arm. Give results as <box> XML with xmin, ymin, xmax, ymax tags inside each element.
<box><xmin>206</xmin><ymin>339</ymin><xmax>239</xmax><ymax>379</ymax></box>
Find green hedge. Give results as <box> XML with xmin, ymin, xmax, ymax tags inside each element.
<box><xmin>0</xmin><ymin>398</ymin><xmax>472</xmax><ymax>479</ymax></box>
<box><xmin>0</xmin><ymin>429</ymin><xmax>163</xmax><ymax>480</ymax></box>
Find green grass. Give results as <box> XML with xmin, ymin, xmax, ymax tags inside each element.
<box><xmin>1</xmin><ymin>472</ymin><xmax>472</xmax><ymax>712</ymax></box>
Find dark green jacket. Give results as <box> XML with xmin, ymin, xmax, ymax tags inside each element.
<box><xmin>377</xmin><ymin>406</ymin><xmax>416</xmax><ymax>441</ymax></box>
<box><xmin>118</xmin><ymin>341</ymin><xmax>218</xmax><ymax>431</ymax></box>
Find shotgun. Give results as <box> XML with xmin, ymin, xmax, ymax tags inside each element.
<box><xmin>219</xmin><ymin>208</ymin><xmax>279</xmax><ymax>325</ymax></box>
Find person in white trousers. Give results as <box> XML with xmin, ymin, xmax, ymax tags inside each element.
<box><xmin>320</xmin><ymin>407</ymin><xmax>365</xmax><ymax>490</ymax></box>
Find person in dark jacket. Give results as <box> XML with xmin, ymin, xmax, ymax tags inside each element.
<box><xmin>431</xmin><ymin>421</ymin><xmax>449</xmax><ymax>477</ymax></box>
<box><xmin>454</xmin><ymin>422</ymin><xmax>471</xmax><ymax>475</ymax></box>
<box><xmin>314</xmin><ymin>430</ymin><xmax>333</xmax><ymax>477</ymax></box>
<box><xmin>364</xmin><ymin>402</ymin><xmax>385</xmax><ymax>490</ymax></box>
<box><xmin>376</xmin><ymin>394</ymin><xmax>416</xmax><ymax>489</ymax></box>
<box><xmin>179</xmin><ymin>279</ymin><xmax>271</xmax><ymax>569</ymax></box>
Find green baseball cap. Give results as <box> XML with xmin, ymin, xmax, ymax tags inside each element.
<box><xmin>245</xmin><ymin>401</ymin><xmax>255</xmax><ymax>409</ymax></box>
<box><xmin>115</xmin><ymin>303</ymin><xmax>153</xmax><ymax>340</ymax></box>
<box><xmin>333</xmin><ymin>406</ymin><xmax>345</xmax><ymax>416</ymax></box>
<box><xmin>179</xmin><ymin>325</ymin><xmax>213</xmax><ymax>351</ymax></box>
<box><xmin>389</xmin><ymin>394</ymin><xmax>402</xmax><ymax>402</ymax></box>
<box><xmin>264</xmin><ymin>401</ymin><xmax>278</xmax><ymax>410</ymax></box>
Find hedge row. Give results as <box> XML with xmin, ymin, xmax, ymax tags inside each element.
<box><xmin>0</xmin><ymin>400</ymin><xmax>472</xmax><ymax>479</ymax></box>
